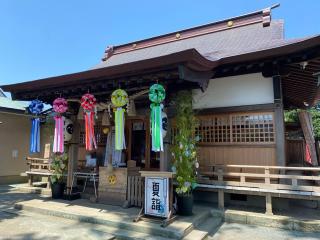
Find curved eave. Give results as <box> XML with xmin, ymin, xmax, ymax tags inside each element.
<box><xmin>1</xmin><ymin>49</ymin><xmax>216</xmax><ymax>94</ymax></box>
<box><xmin>2</xmin><ymin>35</ymin><xmax>320</xmax><ymax>107</ymax></box>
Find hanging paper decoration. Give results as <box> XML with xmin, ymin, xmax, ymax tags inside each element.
<box><xmin>28</xmin><ymin>100</ymin><xmax>44</xmax><ymax>153</ymax></box>
<box><xmin>149</xmin><ymin>84</ymin><xmax>166</xmax><ymax>152</ymax></box>
<box><xmin>81</xmin><ymin>93</ymin><xmax>97</xmax><ymax>151</ymax></box>
<box><xmin>52</xmin><ymin>98</ymin><xmax>68</xmax><ymax>153</ymax></box>
<box><xmin>111</xmin><ymin>89</ymin><xmax>128</xmax><ymax>150</ymax></box>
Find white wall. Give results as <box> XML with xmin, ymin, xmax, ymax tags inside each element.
<box><xmin>192</xmin><ymin>73</ymin><xmax>274</xmax><ymax>109</ymax></box>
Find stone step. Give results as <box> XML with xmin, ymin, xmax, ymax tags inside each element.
<box><xmin>14</xmin><ymin>199</ymin><xmax>214</xmax><ymax>239</ymax></box>
<box><xmin>3</xmin><ymin>208</ymin><xmax>172</xmax><ymax>240</ymax></box>
<box><xmin>88</xmin><ymin>223</ymin><xmax>172</xmax><ymax>240</ymax></box>
<box><xmin>210</xmin><ymin>208</ymin><xmax>320</xmax><ymax>232</ymax></box>
<box><xmin>183</xmin><ymin>216</ymin><xmax>223</xmax><ymax>240</ymax></box>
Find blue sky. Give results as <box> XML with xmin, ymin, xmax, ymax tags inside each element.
<box><xmin>0</xmin><ymin>0</ymin><xmax>319</xmax><ymax>86</ymax></box>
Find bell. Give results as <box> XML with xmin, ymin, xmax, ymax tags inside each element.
<box><xmin>77</xmin><ymin>106</ymin><xmax>84</xmax><ymax>120</ymax></box>
<box><xmin>102</xmin><ymin>127</ymin><xmax>109</xmax><ymax>135</ymax></box>
<box><xmin>127</xmin><ymin>99</ymin><xmax>136</xmax><ymax>116</ymax></box>
<box><xmin>102</xmin><ymin>110</ymin><xmax>111</xmax><ymax>126</ymax></box>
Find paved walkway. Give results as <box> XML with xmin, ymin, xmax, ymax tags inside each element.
<box><xmin>209</xmin><ymin>222</ymin><xmax>320</xmax><ymax>240</ymax></box>
<box><xmin>0</xmin><ymin>209</ymin><xmax>114</xmax><ymax>240</ymax></box>
<box><xmin>0</xmin><ymin>185</ymin><xmax>320</xmax><ymax>239</ymax></box>
<box><xmin>0</xmin><ymin>187</ymin><xmax>114</xmax><ymax>240</ymax></box>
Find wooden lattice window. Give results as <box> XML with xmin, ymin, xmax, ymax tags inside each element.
<box><xmin>172</xmin><ymin>112</ymin><xmax>275</xmax><ymax>145</ymax></box>
<box><xmin>79</xmin><ymin>123</ymin><xmax>107</xmax><ymax>145</ymax></box>
<box><xmin>231</xmin><ymin>114</ymin><xmax>274</xmax><ymax>143</ymax></box>
<box><xmin>196</xmin><ymin>116</ymin><xmax>230</xmax><ymax>143</ymax></box>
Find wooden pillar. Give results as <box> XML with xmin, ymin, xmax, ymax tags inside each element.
<box><xmin>273</xmin><ymin>75</ymin><xmax>286</xmax><ymax>166</ymax></box>
<box><xmin>160</xmin><ymin>115</ymin><xmax>170</xmax><ymax>171</ymax></box>
<box><xmin>218</xmin><ymin>189</ymin><xmax>224</xmax><ymax>210</ymax></box>
<box><xmin>66</xmin><ymin>116</ymin><xmax>80</xmax><ymax>195</ymax></box>
<box><xmin>217</xmin><ymin>167</ymin><xmax>224</xmax><ymax>210</ymax></box>
<box><xmin>28</xmin><ymin>175</ymin><xmax>33</xmax><ymax>187</ymax></box>
<box><xmin>265</xmin><ymin>193</ymin><xmax>273</xmax><ymax>215</ymax></box>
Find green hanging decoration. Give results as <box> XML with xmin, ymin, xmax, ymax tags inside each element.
<box><xmin>149</xmin><ymin>83</ymin><xmax>166</xmax><ymax>152</ymax></box>
<box><xmin>111</xmin><ymin>89</ymin><xmax>128</xmax><ymax>150</ymax></box>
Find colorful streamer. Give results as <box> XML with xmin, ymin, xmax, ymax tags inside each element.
<box><xmin>149</xmin><ymin>84</ymin><xmax>165</xmax><ymax>152</ymax></box>
<box><xmin>115</xmin><ymin>107</ymin><xmax>126</xmax><ymax>150</ymax></box>
<box><xmin>53</xmin><ymin>116</ymin><xmax>64</xmax><ymax>153</ymax></box>
<box><xmin>30</xmin><ymin>118</ymin><xmax>41</xmax><ymax>153</ymax></box>
<box><xmin>81</xmin><ymin>93</ymin><xmax>97</xmax><ymax>151</ymax></box>
<box><xmin>28</xmin><ymin>100</ymin><xmax>44</xmax><ymax>153</ymax></box>
<box><xmin>84</xmin><ymin>111</ymin><xmax>97</xmax><ymax>150</ymax></box>
<box><xmin>52</xmin><ymin>97</ymin><xmax>68</xmax><ymax>153</ymax></box>
<box><xmin>111</xmin><ymin>89</ymin><xmax>128</xmax><ymax>150</ymax></box>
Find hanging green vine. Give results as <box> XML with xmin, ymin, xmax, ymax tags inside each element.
<box><xmin>171</xmin><ymin>91</ymin><xmax>199</xmax><ymax>196</ymax></box>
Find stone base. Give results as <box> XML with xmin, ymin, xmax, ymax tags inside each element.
<box><xmin>211</xmin><ymin>208</ymin><xmax>320</xmax><ymax>232</ymax></box>
<box><xmin>14</xmin><ymin>198</ymin><xmax>218</xmax><ymax>239</ymax></box>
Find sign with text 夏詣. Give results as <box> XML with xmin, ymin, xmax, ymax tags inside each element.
<box><xmin>145</xmin><ymin>177</ymin><xmax>169</xmax><ymax>218</ymax></box>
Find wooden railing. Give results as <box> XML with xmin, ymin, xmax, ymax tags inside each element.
<box><xmin>26</xmin><ymin>157</ymin><xmax>52</xmax><ymax>173</ymax></box>
<box><xmin>198</xmin><ymin>164</ymin><xmax>320</xmax><ymax>192</ymax></box>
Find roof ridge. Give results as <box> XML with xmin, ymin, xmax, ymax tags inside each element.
<box><xmin>101</xmin><ymin>4</ymin><xmax>280</xmax><ymax>61</ymax></box>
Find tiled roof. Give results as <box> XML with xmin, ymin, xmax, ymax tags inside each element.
<box><xmin>93</xmin><ymin>19</ymin><xmax>284</xmax><ymax>69</ymax></box>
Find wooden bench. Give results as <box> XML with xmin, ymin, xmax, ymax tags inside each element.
<box><xmin>198</xmin><ymin>164</ymin><xmax>320</xmax><ymax>214</ymax></box>
<box><xmin>26</xmin><ymin>157</ymin><xmax>52</xmax><ymax>189</ymax></box>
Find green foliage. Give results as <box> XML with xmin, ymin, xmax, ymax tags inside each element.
<box><xmin>284</xmin><ymin>108</ymin><xmax>320</xmax><ymax>140</ymax></box>
<box><xmin>309</xmin><ymin>108</ymin><xmax>320</xmax><ymax>140</ymax></box>
<box><xmin>284</xmin><ymin>109</ymin><xmax>299</xmax><ymax>123</ymax></box>
<box><xmin>50</xmin><ymin>153</ymin><xmax>68</xmax><ymax>184</ymax></box>
<box><xmin>171</xmin><ymin>91</ymin><xmax>199</xmax><ymax>196</ymax></box>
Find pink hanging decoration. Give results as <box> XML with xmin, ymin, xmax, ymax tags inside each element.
<box><xmin>80</xmin><ymin>93</ymin><xmax>97</xmax><ymax>151</ymax></box>
<box><xmin>53</xmin><ymin>97</ymin><xmax>68</xmax><ymax>153</ymax></box>
<box><xmin>53</xmin><ymin>97</ymin><xmax>68</xmax><ymax>113</ymax></box>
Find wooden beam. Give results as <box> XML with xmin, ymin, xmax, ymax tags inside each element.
<box><xmin>196</xmin><ymin>103</ymin><xmax>276</xmax><ymax>115</ymax></box>
<box><xmin>273</xmin><ymin>75</ymin><xmax>286</xmax><ymax>167</ymax></box>
<box><xmin>178</xmin><ymin>65</ymin><xmax>213</xmax><ymax>92</ymax></box>
<box><xmin>66</xmin><ymin>115</ymin><xmax>80</xmax><ymax>196</ymax></box>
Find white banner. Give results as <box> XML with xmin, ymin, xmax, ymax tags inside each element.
<box><xmin>144</xmin><ymin>177</ymin><xmax>169</xmax><ymax>218</ymax></box>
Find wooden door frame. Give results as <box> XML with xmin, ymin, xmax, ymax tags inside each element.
<box><xmin>126</xmin><ymin>116</ymin><xmax>151</xmax><ymax>170</ymax></box>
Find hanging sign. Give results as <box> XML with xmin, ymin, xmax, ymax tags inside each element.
<box><xmin>144</xmin><ymin>176</ymin><xmax>169</xmax><ymax>218</ymax></box>
<box><xmin>149</xmin><ymin>84</ymin><xmax>166</xmax><ymax>152</ymax></box>
<box><xmin>111</xmin><ymin>89</ymin><xmax>128</xmax><ymax>150</ymax></box>
<box><xmin>28</xmin><ymin>100</ymin><xmax>44</xmax><ymax>153</ymax></box>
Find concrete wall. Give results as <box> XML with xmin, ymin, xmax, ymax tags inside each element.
<box><xmin>192</xmin><ymin>72</ymin><xmax>274</xmax><ymax>109</ymax></box>
<box><xmin>0</xmin><ymin>112</ymin><xmax>30</xmax><ymax>183</ymax></box>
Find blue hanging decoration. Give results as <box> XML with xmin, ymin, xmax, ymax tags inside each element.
<box><xmin>28</xmin><ymin>100</ymin><xmax>44</xmax><ymax>153</ymax></box>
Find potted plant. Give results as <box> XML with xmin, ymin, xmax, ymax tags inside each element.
<box><xmin>50</xmin><ymin>153</ymin><xmax>68</xmax><ymax>199</ymax></box>
<box><xmin>171</xmin><ymin>91</ymin><xmax>199</xmax><ymax>216</ymax></box>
